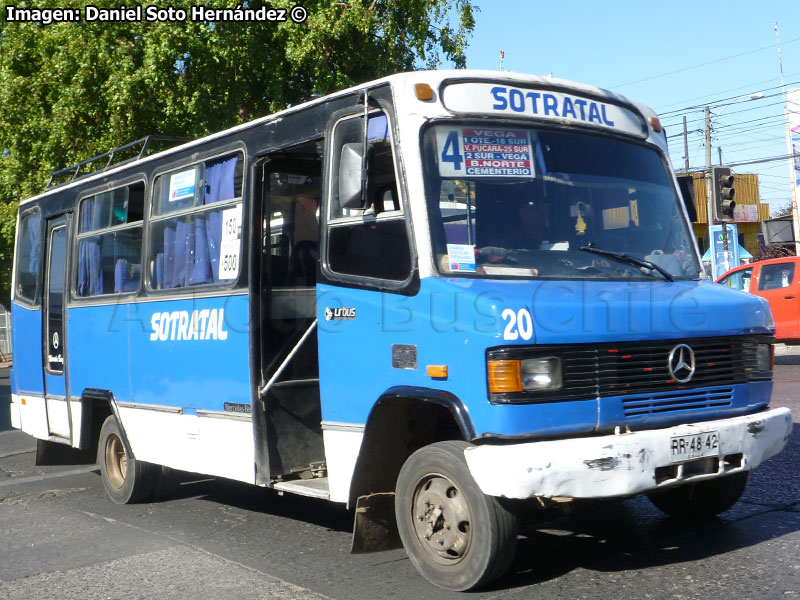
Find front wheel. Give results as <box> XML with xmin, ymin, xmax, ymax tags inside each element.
<box><xmin>98</xmin><ymin>416</ymin><xmax>159</xmax><ymax>504</ymax></box>
<box><xmin>647</xmin><ymin>472</ymin><xmax>748</xmax><ymax>520</ymax></box>
<box><xmin>395</xmin><ymin>441</ymin><xmax>518</xmax><ymax>591</ymax></box>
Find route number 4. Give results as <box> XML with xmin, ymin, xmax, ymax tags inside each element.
<box><xmin>502</xmin><ymin>308</ymin><xmax>533</xmax><ymax>341</ymax></box>
<box><xmin>440</xmin><ymin>131</ymin><xmax>463</xmax><ymax>171</ymax></box>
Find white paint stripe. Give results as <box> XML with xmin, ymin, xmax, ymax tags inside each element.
<box><xmin>0</xmin><ymin>449</ymin><xmax>35</xmax><ymax>459</ymax></box>
<box><xmin>0</xmin><ymin>466</ymin><xmax>98</xmax><ymax>488</ymax></box>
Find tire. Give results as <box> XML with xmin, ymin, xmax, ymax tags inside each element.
<box><xmin>647</xmin><ymin>472</ymin><xmax>748</xmax><ymax>520</ymax></box>
<box><xmin>98</xmin><ymin>416</ymin><xmax>159</xmax><ymax>504</ymax></box>
<box><xmin>395</xmin><ymin>441</ymin><xmax>518</xmax><ymax>591</ymax></box>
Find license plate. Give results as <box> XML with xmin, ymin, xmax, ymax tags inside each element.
<box><xmin>669</xmin><ymin>431</ymin><xmax>720</xmax><ymax>463</ymax></box>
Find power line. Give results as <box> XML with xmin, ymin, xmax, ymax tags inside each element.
<box><xmin>612</xmin><ymin>37</ymin><xmax>800</xmax><ymax>89</ymax></box>
<box><xmin>661</xmin><ymin>94</ymin><xmax>793</xmax><ymax>128</ymax></box>
<box><xmin>654</xmin><ymin>71</ymin><xmax>800</xmax><ymax>112</ymax></box>
<box><xmin>658</xmin><ymin>80</ymin><xmax>800</xmax><ymax>117</ymax></box>
<box><xmin>728</xmin><ymin>152</ymin><xmax>800</xmax><ymax>167</ymax></box>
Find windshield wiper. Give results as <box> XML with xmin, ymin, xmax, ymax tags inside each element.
<box><xmin>579</xmin><ymin>245</ymin><xmax>675</xmax><ymax>282</ymax></box>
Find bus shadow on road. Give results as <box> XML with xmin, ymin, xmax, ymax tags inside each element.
<box><xmin>494</xmin><ymin>421</ymin><xmax>800</xmax><ymax>590</ymax></box>
<box><xmin>156</xmin><ymin>469</ymin><xmax>354</xmax><ymax>533</ymax></box>
<box><xmin>135</xmin><ymin>420</ymin><xmax>800</xmax><ymax>592</ymax></box>
<box><xmin>775</xmin><ymin>354</ymin><xmax>800</xmax><ymax>366</ymax></box>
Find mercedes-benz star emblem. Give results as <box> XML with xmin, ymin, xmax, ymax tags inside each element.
<box><xmin>667</xmin><ymin>344</ymin><xmax>696</xmax><ymax>383</ymax></box>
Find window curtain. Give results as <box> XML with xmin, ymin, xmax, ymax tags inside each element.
<box><xmin>204</xmin><ymin>155</ymin><xmax>238</xmax><ymax>282</ymax></box>
<box><xmin>26</xmin><ymin>213</ymin><xmax>41</xmax><ymax>274</ymax></box>
<box><xmin>77</xmin><ymin>199</ymin><xmax>103</xmax><ymax>296</ymax></box>
<box><xmin>161</xmin><ymin>155</ymin><xmax>237</xmax><ymax>287</ymax></box>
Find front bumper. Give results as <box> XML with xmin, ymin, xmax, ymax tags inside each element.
<box><xmin>464</xmin><ymin>407</ymin><xmax>792</xmax><ymax>499</ymax></box>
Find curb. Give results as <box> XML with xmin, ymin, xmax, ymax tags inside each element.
<box><xmin>775</xmin><ymin>344</ymin><xmax>800</xmax><ymax>356</ymax></box>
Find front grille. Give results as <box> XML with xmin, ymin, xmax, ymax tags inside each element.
<box><xmin>622</xmin><ymin>387</ymin><xmax>734</xmax><ymax>417</ymax></box>
<box><xmin>488</xmin><ymin>335</ymin><xmax>772</xmax><ymax>404</ymax></box>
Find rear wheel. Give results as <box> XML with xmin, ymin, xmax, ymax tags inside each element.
<box><xmin>647</xmin><ymin>472</ymin><xmax>748</xmax><ymax>519</ymax></box>
<box><xmin>98</xmin><ymin>416</ymin><xmax>159</xmax><ymax>504</ymax></box>
<box><xmin>395</xmin><ymin>441</ymin><xmax>518</xmax><ymax>591</ymax></box>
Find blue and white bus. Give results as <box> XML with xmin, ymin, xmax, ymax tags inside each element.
<box><xmin>9</xmin><ymin>71</ymin><xmax>791</xmax><ymax>591</ymax></box>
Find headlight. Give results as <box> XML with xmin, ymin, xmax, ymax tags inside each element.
<box><xmin>487</xmin><ymin>357</ymin><xmax>562</xmax><ymax>394</ymax></box>
<box><xmin>756</xmin><ymin>344</ymin><xmax>774</xmax><ymax>371</ymax></box>
<box><xmin>520</xmin><ymin>357</ymin><xmax>562</xmax><ymax>391</ymax></box>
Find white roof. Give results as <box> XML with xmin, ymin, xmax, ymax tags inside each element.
<box><xmin>20</xmin><ymin>70</ymin><xmax>658</xmax><ymax>207</ymax></box>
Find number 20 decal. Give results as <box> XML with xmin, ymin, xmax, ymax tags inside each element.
<box><xmin>502</xmin><ymin>308</ymin><xmax>533</xmax><ymax>341</ymax></box>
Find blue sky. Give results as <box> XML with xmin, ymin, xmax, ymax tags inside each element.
<box><xmin>460</xmin><ymin>0</ymin><xmax>800</xmax><ymax>215</ymax></box>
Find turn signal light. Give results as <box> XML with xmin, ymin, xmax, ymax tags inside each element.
<box><xmin>426</xmin><ymin>364</ymin><xmax>448</xmax><ymax>378</ymax></box>
<box><xmin>488</xmin><ymin>360</ymin><xmax>523</xmax><ymax>393</ymax></box>
<box><xmin>414</xmin><ymin>83</ymin><xmax>434</xmax><ymax>101</ymax></box>
<box><xmin>649</xmin><ymin>116</ymin><xmax>663</xmax><ymax>133</ymax></box>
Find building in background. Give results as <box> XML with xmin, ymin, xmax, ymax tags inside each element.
<box><xmin>679</xmin><ymin>171</ymin><xmax>769</xmax><ymax>257</ymax></box>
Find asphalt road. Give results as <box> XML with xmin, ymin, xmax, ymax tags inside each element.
<box><xmin>1</xmin><ymin>363</ymin><xmax>798</xmax><ymax>600</ymax></box>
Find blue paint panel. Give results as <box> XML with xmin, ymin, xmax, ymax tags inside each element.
<box><xmin>317</xmin><ymin>278</ymin><xmax>773</xmax><ymax>438</ymax></box>
<box><xmin>16</xmin><ymin>293</ymin><xmax>251</xmax><ymax>412</ymax></box>
<box><xmin>127</xmin><ymin>295</ymin><xmax>251</xmax><ymax>410</ymax></box>
<box><xmin>10</xmin><ymin>302</ymin><xmax>43</xmax><ymax>395</ymax></box>
<box><xmin>68</xmin><ymin>304</ymin><xmax>134</xmax><ymax>402</ymax></box>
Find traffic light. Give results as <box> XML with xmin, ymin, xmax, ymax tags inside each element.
<box><xmin>712</xmin><ymin>166</ymin><xmax>736</xmax><ymax>222</ymax></box>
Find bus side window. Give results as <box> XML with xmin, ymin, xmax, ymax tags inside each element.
<box><xmin>15</xmin><ymin>209</ymin><xmax>42</xmax><ymax>305</ymax></box>
<box><xmin>149</xmin><ymin>152</ymin><xmax>244</xmax><ymax>290</ymax></box>
<box><xmin>76</xmin><ymin>183</ymin><xmax>145</xmax><ymax>297</ymax></box>
<box><xmin>327</xmin><ymin>111</ymin><xmax>411</xmax><ymax>282</ymax></box>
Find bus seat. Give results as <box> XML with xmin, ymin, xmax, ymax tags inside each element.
<box><xmin>760</xmin><ymin>272</ymin><xmax>778</xmax><ymax>290</ymax></box>
<box><xmin>270</xmin><ymin>254</ymin><xmax>289</xmax><ymax>286</ymax></box>
<box><xmin>114</xmin><ymin>259</ymin><xmax>141</xmax><ymax>292</ymax></box>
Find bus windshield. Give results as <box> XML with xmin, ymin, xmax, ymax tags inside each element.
<box><xmin>423</xmin><ymin>124</ymin><xmax>700</xmax><ymax>280</ymax></box>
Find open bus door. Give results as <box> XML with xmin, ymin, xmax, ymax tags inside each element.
<box><xmin>42</xmin><ymin>214</ymin><xmax>72</xmax><ymax>441</ymax></box>
<box><xmin>256</xmin><ymin>146</ymin><xmax>325</xmax><ymax>488</ymax></box>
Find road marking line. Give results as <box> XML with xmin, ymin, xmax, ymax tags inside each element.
<box><xmin>0</xmin><ymin>449</ymin><xmax>35</xmax><ymax>459</ymax></box>
<box><xmin>0</xmin><ymin>466</ymin><xmax>98</xmax><ymax>487</ymax></box>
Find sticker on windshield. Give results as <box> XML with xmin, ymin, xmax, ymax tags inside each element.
<box><xmin>168</xmin><ymin>168</ymin><xmax>196</xmax><ymax>202</ymax></box>
<box><xmin>446</xmin><ymin>243</ymin><xmax>477</xmax><ymax>272</ymax></box>
<box><xmin>435</xmin><ymin>128</ymin><xmax>535</xmax><ymax>178</ymax></box>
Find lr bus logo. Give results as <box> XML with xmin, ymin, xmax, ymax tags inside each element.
<box><xmin>52</xmin><ymin>331</ymin><xmax>59</xmax><ymax>350</ymax></box>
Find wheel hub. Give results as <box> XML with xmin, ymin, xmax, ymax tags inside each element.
<box><xmin>412</xmin><ymin>475</ymin><xmax>471</xmax><ymax>562</ymax></box>
<box><xmin>104</xmin><ymin>433</ymin><xmax>127</xmax><ymax>490</ymax></box>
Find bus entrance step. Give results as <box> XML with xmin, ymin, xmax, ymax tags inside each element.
<box><xmin>272</xmin><ymin>476</ymin><xmax>330</xmax><ymax>499</ymax></box>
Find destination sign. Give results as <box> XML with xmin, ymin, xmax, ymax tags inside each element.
<box><xmin>441</xmin><ymin>82</ymin><xmax>646</xmax><ymax>137</ymax></box>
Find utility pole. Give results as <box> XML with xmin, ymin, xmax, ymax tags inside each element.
<box><xmin>705</xmin><ymin>106</ymin><xmax>730</xmax><ymax>278</ymax></box>
<box><xmin>683</xmin><ymin>115</ymin><xmax>690</xmax><ymax>173</ymax></box>
<box><xmin>718</xmin><ymin>147</ymin><xmax>723</xmax><ymax>166</ymax></box>
<box><xmin>705</xmin><ymin>106</ymin><xmax>714</xmax><ymax>274</ymax></box>
<box><xmin>775</xmin><ymin>22</ymin><xmax>800</xmax><ymax>255</ymax></box>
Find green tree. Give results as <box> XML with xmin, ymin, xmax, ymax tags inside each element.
<box><xmin>0</xmin><ymin>0</ymin><xmax>476</xmax><ymax>305</ymax></box>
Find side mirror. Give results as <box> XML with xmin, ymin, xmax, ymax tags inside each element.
<box><xmin>339</xmin><ymin>142</ymin><xmax>373</xmax><ymax>210</ymax></box>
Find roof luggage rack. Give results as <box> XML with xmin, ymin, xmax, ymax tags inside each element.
<box><xmin>46</xmin><ymin>135</ymin><xmax>192</xmax><ymax>190</ymax></box>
